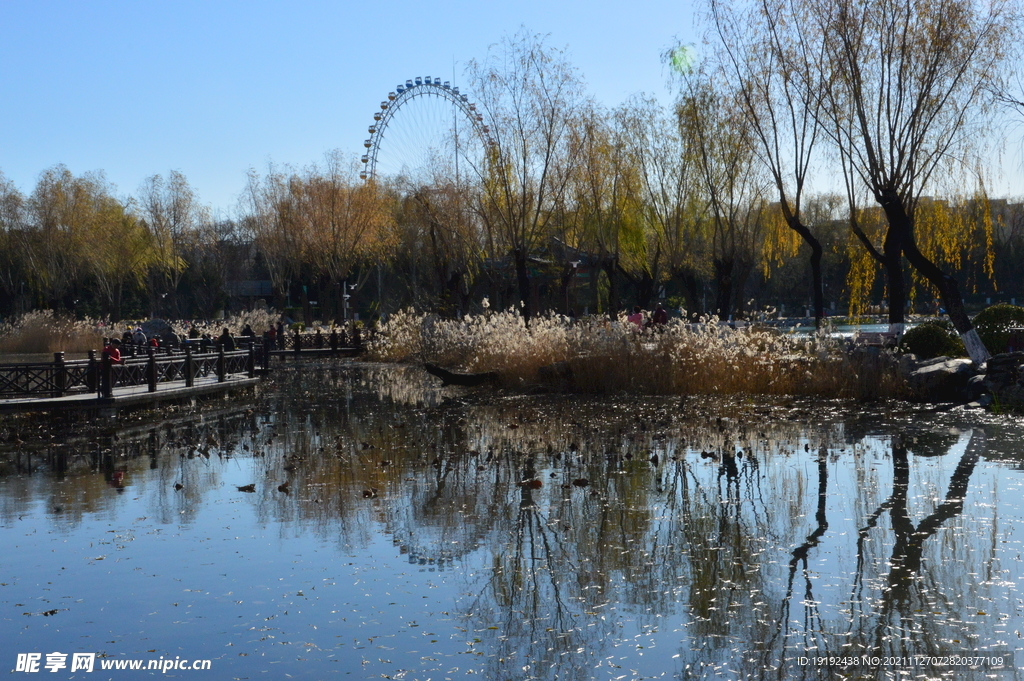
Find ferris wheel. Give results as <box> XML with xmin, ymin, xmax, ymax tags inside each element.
<box><xmin>360</xmin><ymin>76</ymin><xmax>494</xmax><ymax>184</ymax></box>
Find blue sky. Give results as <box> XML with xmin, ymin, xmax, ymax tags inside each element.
<box><xmin>0</xmin><ymin>0</ymin><xmax>700</xmax><ymax>214</ymax></box>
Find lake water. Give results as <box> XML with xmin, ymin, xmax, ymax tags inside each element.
<box><xmin>2</xmin><ymin>361</ymin><xmax>1023</xmax><ymax>680</ymax></box>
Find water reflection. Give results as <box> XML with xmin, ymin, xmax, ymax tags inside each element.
<box><xmin>0</xmin><ymin>361</ymin><xmax>1021</xmax><ymax>680</ymax></box>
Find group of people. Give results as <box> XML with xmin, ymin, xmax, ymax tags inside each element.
<box><xmin>626</xmin><ymin>303</ymin><xmax>670</xmax><ymax>331</ymax></box>
<box><xmin>120</xmin><ymin>327</ymin><xmax>163</xmax><ymax>348</ymax></box>
<box><xmin>103</xmin><ymin>323</ymin><xmax>261</xmax><ymax>363</ymax></box>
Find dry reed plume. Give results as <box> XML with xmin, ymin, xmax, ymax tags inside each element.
<box><xmin>0</xmin><ymin>310</ymin><xmax>106</xmax><ymax>354</ymax></box>
<box><xmin>169</xmin><ymin>309</ymin><xmax>282</xmax><ymax>337</ymax></box>
<box><xmin>367</xmin><ymin>309</ymin><xmax>907</xmax><ymax>399</ymax></box>
<box><xmin>0</xmin><ymin>309</ymin><xmax>297</xmax><ymax>356</ymax></box>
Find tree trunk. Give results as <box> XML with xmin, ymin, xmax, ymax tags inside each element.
<box><xmin>732</xmin><ymin>259</ymin><xmax>753</xmax><ymax>318</ymax></box>
<box><xmin>881</xmin><ymin>212</ymin><xmax>907</xmax><ymax>332</ymax></box>
<box><xmin>786</xmin><ymin>217</ymin><xmax>825</xmax><ymax>328</ymax></box>
<box><xmin>880</xmin><ymin>191</ymin><xmax>990</xmax><ymax>363</ymax></box>
<box><xmin>675</xmin><ymin>268</ymin><xmax>702</xmax><ymax>318</ymax></box>
<box><xmin>635</xmin><ymin>272</ymin><xmax>656</xmax><ymax>310</ymax></box>
<box><xmin>602</xmin><ymin>257</ymin><xmax>621</xmax><ymax>315</ymax></box>
<box><xmin>713</xmin><ymin>258</ymin><xmax>734</xmax><ymax>319</ymax></box>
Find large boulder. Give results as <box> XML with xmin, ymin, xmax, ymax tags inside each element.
<box><xmin>903</xmin><ymin>357</ymin><xmax>979</xmax><ymax>401</ymax></box>
<box><xmin>982</xmin><ymin>352</ymin><xmax>1024</xmax><ymax>408</ymax></box>
<box><xmin>140</xmin><ymin>318</ymin><xmax>173</xmax><ymax>338</ymax></box>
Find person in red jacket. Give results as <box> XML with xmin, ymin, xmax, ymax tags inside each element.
<box><xmin>99</xmin><ymin>338</ymin><xmax>124</xmax><ymax>397</ymax></box>
<box><xmin>102</xmin><ymin>338</ymin><xmax>125</xmax><ymax>364</ymax></box>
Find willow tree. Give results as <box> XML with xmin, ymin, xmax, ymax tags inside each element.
<box><xmin>0</xmin><ymin>173</ymin><xmax>27</xmax><ymax>314</ymax></box>
<box><xmin>617</xmin><ymin>96</ymin><xmax>708</xmax><ymax>316</ymax></box>
<box><xmin>22</xmin><ymin>165</ymin><xmax>94</xmax><ymax>308</ymax></box>
<box><xmin>677</xmin><ymin>72</ymin><xmax>770</xmax><ymax>318</ymax></box>
<box><xmin>83</xmin><ymin>198</ymin><xmax>156</xmax><ymax>321</ymax></box>
<box><xmin>242</xmin><ymin>163</ymin><xmax>310</xmax><ymax>309</ymax></box>
<box><xmin>467</xmin><ymin>30</ymin><xmax>583</xmax><ymax>321</ymax></box>
<box><xmin>705</xmin><ymin>0</ymin><xmax>829</xmax><ymax>327</ymax></box>
<box><xmin>298</xmin><ymin>153</ymin><xmax>396</xmax><ymax>319</ymax></box>
<box><xmin>402</xmin><ymin>181</ymin><xmax>483</xmax><ymax>316</ymax></box>
<box><xmin>809</xmin><ymin>0</ymin><xmax>1020</xmax><ymax>362</ymax></box>
<box><xmin>138</xmin><ymin>170</ymin><xmax>209</xmax><ymax>317</ymax></box>
<box><xmin>564</xmin><ymin>104</ymin><xmax>645</xmax><ymax>314</ymax></box>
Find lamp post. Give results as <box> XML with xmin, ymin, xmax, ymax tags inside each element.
<box><xmin>343</xmin><ymin>282</ymin><xmax>357</xmax><ymax>322</ymax></box>
<box><xmin>566</xmin><ymin>261</ymin><xmax>580</xmax><ymax>316</ymax></box>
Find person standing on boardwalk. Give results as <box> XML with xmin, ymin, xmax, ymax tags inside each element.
<box><xmin>218</xmin><ymin>327</ymin><xmax>235</xmax><ymax>351</ymax></box>
<box><xmin>99</xmin><ymin>338</ymin><xmax>124</xmax><ymax>397</ymax></box>
<box><xmin>102</xmin><ymin>338</ymin><xmax>124</xmax><ymax>364</ymax></box>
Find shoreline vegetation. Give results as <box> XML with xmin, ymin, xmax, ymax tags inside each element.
<box><xmin>366</xmin><ymin>308</ymin><xmax>907</xmax><ymax>399</ymax></box>
<box><xmin>9</xmin><ymin>304</ymin><xmax>1021</xmax><ymax>402</ymax></box>
<box><xmin>0</xmin><ymin>309</ymin><xmax>283</xmax><ymax>355</ymax></box>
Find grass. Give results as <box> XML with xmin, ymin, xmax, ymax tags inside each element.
<box><xmin>367</xmin><ymin>308</ymin><xmax>908</xmax><ymax>399</ymax></box>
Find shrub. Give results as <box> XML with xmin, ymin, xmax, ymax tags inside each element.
<box><xmin>972</xmin><ymin>304</ymin><xmax>1024</xmax><ymax>355</ymax></box>
<box><xmin>899</xmin><ymin>320</ymin><xmax>966</xmax><ymax>359</ymax></box>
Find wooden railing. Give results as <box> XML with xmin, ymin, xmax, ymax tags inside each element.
<box><xmin>269</xmin><ymin>328</ymin><xmax>369</xmax><ymax>352</ymax></box>
<box><xmin>180</xmin><ymin>329</ymin><xmax>368</xmax><ymax>354</ymax></box>
<box><xmin>0</xmin><ymin>329</ymin><xmax>368</xmax><ymax>401</ymax></box>
<box><xmin>0</xmin><ymin>345</ymin><xmax>259</xmax><ymax>400</ymax></box>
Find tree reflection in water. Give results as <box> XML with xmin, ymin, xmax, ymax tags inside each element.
<box><xmin>0</xmin><ymin>363</ymin><xmax>1020</xmax><ymax>681</ymax></box>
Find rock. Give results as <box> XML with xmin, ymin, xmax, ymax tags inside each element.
<box><xmin>965</xmin><ymin>394</ymin><xmax>994</xmax><ymax>409</ymax></box>
<box><xmin>141</xmin><ymin>318</ymin><xmax>173</xmax><ymax>338</ymax></box>
<box><xmin>965</xmin><ymin>374</ymin><xmax>988</xmax><ymax>401</ymax></box>
<box><xmin>538</xmin><ymin>361</ymin><xmax>573</xmax><ymax>382</ymax></box>
<box><xmin>982</xmin><ymin>352</ymin><xmax>1024</xmax><ymax>408</ymax></box>
<box><xmin>904</xmin><ymin>357</ymin><xmax>978</xmax><ymax>401</ymax></box>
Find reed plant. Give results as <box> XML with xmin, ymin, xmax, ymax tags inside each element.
<box><xmin>0</xmin><ymin>309</ymin><xmax>301</xmax><ymax>355</ymax></box>
<box><xmin>367</xmin><ymin>309</ymin><xmax>908</xmax><ymax>399</ymax></box>
<box><xmin>0</xmin><ymin>310</ymin><xmax>106</xmax><ymax>354</ymax></box>
<box><xmin>170</xmin><ymin>309</ymin><xmax>282</xmax><ymax>338</ymax></box>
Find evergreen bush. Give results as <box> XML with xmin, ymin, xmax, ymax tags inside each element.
<box><xmin>899</xmin><ymin>320</ymin><xmax>966</xmax><ymax>359</ymax></box>
<box><xmin>972</xmin><ymin>304</ymin><xmax>1024</xmax><ymax>355</ymax></box>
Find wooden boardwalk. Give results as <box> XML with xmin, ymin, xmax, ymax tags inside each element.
<box><xmin>0</xmin><ymin>331</ymin><xmax>365</xmax><ymax>414</ymax></box>
<box><xmin>0</xmin><ymin>346</ymin><xmax>262</xmax><ymax>414</ymax></box>
<box><xmin>0</xmin><ymin>373</ymin><xmax>260</xmax><ymax>413</ymax></box>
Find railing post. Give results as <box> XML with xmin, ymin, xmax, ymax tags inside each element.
<box><xmin>53</xmin><ymin>352</ymin><xmax>66</xmax><ymax>397</ymax></box>
<box><xmin>330</xmin><ymin>329</ymin><xmax>339</xmax><ymax>353</ymax></box>
<box><xmin>147</xmin><ymin>346</ymin><xmax>158</xmax><ymax>392</ymax></box>
<box><xmin>184</xmin><ymin>345</ymin><xmax>194</xmax><ymax>388</ymax></box>
<box><xmin>263</xmin><ymin>334</ymin><xmax>271</xmax><ymax>371</ymax></box>
<box><xmin>247</xmin><ymin>344</ymin><xmax>256</xmax><ymax>378</ymax></box>
<box><xmin>293</xmin><ymin>329</ymin><xmax>301</xmax><ymax>356</ymax></box>
<box><xmin>352</xmin><ymin>324</ymin><xmax>362</xmax><ymax>350</ymax></box>
<box><xmin>217</xmin><ymin>345</ymin><xmax>226</xmax><ymax>382</ymax></box>
<box><xmin>100</xmin><ymin>354</ymin><xmax>113</xmax><ymax>398</ymax></box>
<box><xmin>87</xmin><ymin>350</ymin><xmax>99</xmax><ymax>396</ymax></box>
